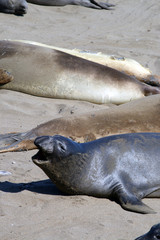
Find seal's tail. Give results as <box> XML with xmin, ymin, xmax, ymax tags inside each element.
<box><xmin>0</xmin><ymin>131</ymin><xmax>36</xmax><ymax>153</ymax></box>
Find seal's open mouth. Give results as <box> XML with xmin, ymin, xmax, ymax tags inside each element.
<box><xmin>32</xmin><ymin>150</ymin><xmax>49</xmax><ymax>165</ymax></box>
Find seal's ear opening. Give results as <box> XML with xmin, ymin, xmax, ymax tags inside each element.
<box><xmin>57</xmin><ymin>141</ymin><xmax>67</xmax><ymax>153</ymax></box>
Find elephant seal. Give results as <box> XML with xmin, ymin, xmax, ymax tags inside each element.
<box><xmin>135</xmin><ymin>223</ymin><xmax>160</xmax><ymax>240</ymax></box>
<box><xmin>0</xmin><ymin>40</ymin><xmax>160</xmax><ymax>105</ymax></box>
<box><xmin>32</xmin><ymin>132</ymin><xmax>160</xmax><ymax>214</ymax></box>
<box><xmin>8</xmin><ymin>40</ymin><xmax>160</xmax><ymax>86</ymax></box>
<box><xmin>0</xmin><ymin>0</ymin><xmax>28</xmax><ymax>14</ymax></box>
<box><xmin>27</xmin><ymin>0</ymin><xmax>115</xmax><ymax>10</ymax></box>
<box><xmin>1</xmin><ymin>94</ymin><xmax>160</xmax><ymax>153</ymax></box>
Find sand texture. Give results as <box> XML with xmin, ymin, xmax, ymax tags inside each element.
<box><xmin>0</xmin><ymin>1</ymin><xmax>160</xmax><ymax>239</ymax></box>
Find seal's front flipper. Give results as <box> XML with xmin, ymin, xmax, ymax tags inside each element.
<box><xmin>116</xmin><ymin>191</ymin><xmax>156</xmax><ymax>214</ymax></box>
<box><xmin>0</xmin><ymin>131</ymin><xmax>36</xmax><ymax>153</ymax></box>
<box><xmin>0</xmin><ymin>69</ymin><xmax>13</xmax><ymax>84</ymax></box>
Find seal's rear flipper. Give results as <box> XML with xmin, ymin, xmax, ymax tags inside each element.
<box><xmin>116</xmin><ymin>192</ymin><xmax>156</xmax><ymax>214</ymax></box>
<box><xmin>0</xmin><ymin>132</ymin><xmax>36</xmax><ymax>153</ymax></box>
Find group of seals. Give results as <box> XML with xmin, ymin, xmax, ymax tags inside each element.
<box><xmin>0</xmin><ymin>94</ymin><xmax>160</xmax><ymax>153</ymax></box>
<box><xmin>32</xmin><ymin>132</ymin><xmax>160</xmax><ymax>214</ymax></box>
<box><xmin>1</xmin><ymin>40</ymin><xmax>160</xmax><ymax>105</ymax></box>
<box><xmin>0</xmin><ymin>0</ymin><xmax>114</xmax><ymax>15</ymax></box>
<box><xmin>135</xmin><ymin>223</ymin><xmax>160</xmax><ymax>240</ymax></box>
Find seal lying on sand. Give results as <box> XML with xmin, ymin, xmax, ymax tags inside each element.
<box><xmin>0</xmin><ymin>0</ymin><xmax>28</xmax><ymax>14</ymax></box>
<box><xmin>32</xmin><ymin>132</ymin><xmax>160</xmax><ymax>214</ymax></box>
<box><xmin>9</xmin><ymin>40</ymin><xmax>160</xmax><ymax>86</ymax></box>
<box><xmin>135</xmin><ymin>223</ymin><xmax>160</xmax><ymax>240</ymax></box>
<box><xmin>0</xmin><ymin>0</ymin><xmax>114</xmax><ymax>14</ymax></box>
<box><xmin>0</xmin><ymin>40</ymin><xmax>160</xmax><ymax>104</ymax></box>
<box><xmin>0</xmin><ymin>94</ymin><xmax>160</xmax><ymax>153</ymax></box>
<box><xmin>27</xmin><ymin>0</ymin><xmax>115</xmax><ymax>10</ymax></box>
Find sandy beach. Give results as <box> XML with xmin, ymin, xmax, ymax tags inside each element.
<box><xmin>0</xmin><ymin>1</ymin><xmax>160</xmax><ymax>239</ymax></box>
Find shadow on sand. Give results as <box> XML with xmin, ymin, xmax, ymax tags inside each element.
<box><xmin>0</xmin><ymin>179</ymin><xmax>64</xmax><ymax>195</ymax></box>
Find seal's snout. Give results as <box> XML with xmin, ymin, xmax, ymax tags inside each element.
<box><xmin>34</xmin><ymin>136</ymin><xmax>54</xmax><ymax>154</ymax></box>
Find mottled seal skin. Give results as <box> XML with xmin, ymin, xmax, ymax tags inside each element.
<box><xmin>27</xmin><ymin>0</ymin><xmax>115</xmax><ymax>10</ymax></box>
<box><xmin>1</xmin><ymin>94</ymin><xmax>160</xmax><ymax>153</ymax></box>
<box><xmin>32</xmin><ymin>133</ymin><xmax>160</xmax><ymax>214</ymax></box>
<box><xmin>0</xmin><ymin>68</ymin><xmax>13</xmax><ymax>84</ymax></box>
<box><xmin>135</xmin><ymin>223</ymin><xmax>160</xmax><ymax>240</ymax></box>
<box><xmin>0</xmin><ymin>40</ymin><xmax>160</xmax><ymax>105</ymax></box>
<box><xmin>0</xmin><ymin>0</ymin><xmax>28</xmax><ymax>14</ymax></box>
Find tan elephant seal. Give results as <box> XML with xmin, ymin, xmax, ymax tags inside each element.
<box><xmin>0</xmin><ymin>0</ymin><xmax>28</xmax><ymax>14</ymax></box>
<box><xmin>11</xmin><ymin>40</ymin><xmax>160</xmax><ymax>86</ymax></box>
<box><xmin>0</xmin><ymin>40</ymin><xmax>160</xmax><ymax>105</ymax></box>
<box><xmin>0</xmin><ymin>94</ymin><xmax>160</xmax><ymax>153</ymax></box>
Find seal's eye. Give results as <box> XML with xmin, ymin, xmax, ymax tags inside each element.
<box><xmin>156</xmin><ymin>235</ymin><xmax>160</xmax><ymax>239</ymax></box>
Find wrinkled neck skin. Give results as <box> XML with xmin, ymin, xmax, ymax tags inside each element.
<box><xmin>36</xmin><ymin>152</ymin><xmax>90</xmax><ymax>194</ymax></box>
<box><xmin>34</xmin><ymin>141</ymin><xmax>117</xmax><ymax>197</ymax></box>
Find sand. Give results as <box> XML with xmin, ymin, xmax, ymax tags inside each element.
<box><xmin>0</xmin><ymin>0</ymin><xmax>160</xmax><ymax>239</ymax></box>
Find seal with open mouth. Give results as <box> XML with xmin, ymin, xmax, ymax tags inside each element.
<box><xmin>32</xmin><ymin>132</ymin><xmax>160</xmax><ymax>214</ymax></box>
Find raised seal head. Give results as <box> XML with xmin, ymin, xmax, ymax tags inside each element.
<box><xmin>135</xmin><ymin>223</ymin><xmax>160</xmax><ymax>240</ymax></box>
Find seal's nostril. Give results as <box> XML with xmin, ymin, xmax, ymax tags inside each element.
<box><xmin>34</xmin><ymin>136</ymin><xmax>54</xmax><ymax>154</ymax></box>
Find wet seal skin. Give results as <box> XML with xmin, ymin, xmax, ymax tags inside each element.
<box><xmin>135</xmin><ymin>223</ymin><xmax>160</xmax><ymax>240</ymax></box>
<box><xmin>32</xmin><ymin>132</ymin><xmax>160</xmax><ymax>214</ymax></box>
<box><xmin>0</xmin><ymin>94</ymin><xmax>160</xmax><ymax>153</ymax></box>
<box><xmin>0</xmin><ymin>40</ymin><xmax>160</xmax><ymax>105</ymax></box>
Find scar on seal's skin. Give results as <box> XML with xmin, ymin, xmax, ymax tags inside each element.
<box><xmin>0</xmin><ymin>68</ymin><xmax>13</xmax><ymax>84</ymax></box>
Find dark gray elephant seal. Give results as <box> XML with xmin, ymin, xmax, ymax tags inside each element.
<box><xmin>27</xmin><ymin>0</ymin><xmax>115</xmax><ymax>10</ymax></box>
<box><xmin>32</xmin><ymin>132</ymin><xmax>160</xmax><ymax>214</ymax></box>
<box><xmin>0</xmin><ymin>0</ymin><xmax>28</xmax><ymax>14</ymax></box>
<box><xmin>135</xmin><ymin>223</ymin><xmax>160</xmax><ymax>240</ymax></box>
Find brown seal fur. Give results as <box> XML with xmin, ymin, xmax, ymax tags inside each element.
<box><xmin>0</xmin><ymin>40</ymin><xmax>160</xmax><ymax>105</ymax></box>
<box><xmin>0</xmin><ymin>94</ymin><xmax>160</xmax><ymax>153</ymax></box>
